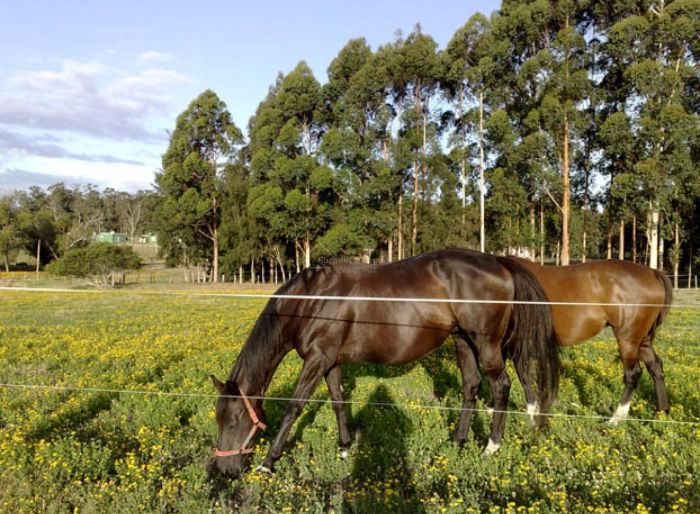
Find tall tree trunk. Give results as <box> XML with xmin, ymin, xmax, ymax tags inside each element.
<box><xmin>411</xmin><ymin>158</ymin><xmax>419</xmax><ymax>257</ymax></box>
<box><xmin>649</xmin><ymin>201</ymin><xmax>660</xmax><ymax>269</ymax></box>
<box><xmin>582</xmin><ymin>159</ymin><xmax>590</xmax><ymax>263</ymax></box>
<box><xmin>561</xmin><ymin>113</ymin><xmax>570</xmax><ymax>265</ymax></box>
<box><xmin>397</xmin><ymin>194</ymin><xmax>404</xmax><ymax>260</ymax></box>
<box><xmin>250</xmin><ymin>256</ymin><xmax>255</xmax><ymax>284</ymax></box>
<box><xmin>295</xmin><ymin>243</ymin><xmax>300</xmax><ymax>273</ymax></box>
<box><xmin>479</xmin><ymin>91</ymin><xmax>486</xmax><ymax>253</ymax></box>
<box><xmin>3</xmin><ymin>253</ymin><xmax>9</xmax><ymax>273</ymax></box>
<box><xmin>530</xmin><ymin>203</ymin><xmax>536</xmax><ymax>261</ymax></box>
<box><xmin>239</xmin><ymin>266</ymin><xmax>243</xmax><ymax>284</ymax></box>
<box><xmin>212</xmin><ymin>223</ymin><xmax>219</xmax><ymax>283</ymax></box>
<box><xmin>387</xmin><ymin>237</ymin><xmax>393</xmax><ymax>263</ymax></box>
<box><xmin>658</xmin><ymin>214</ymin><xmax>665</xmax><ymax>270</ymax></box>
<box><xmin>275</xmin><ymin>249</ymin><xmax>286</xmax><ymax>282</ymax></box>
<box><xmin>539</xmin><ymin>199</ymin><xmax>544</xmax><ymax>265</ymax></box>
<box><xmin>606</xmin><ymin>225</ymin><xmax>612</xmax><ymax>259</ymax></box>
<box><xmin>459</xmin><ymin>87</ymin><xmax>467</xmax><ymax>226</ymax></box>
<box><xmin>36</xmin><ymin>239</ymin><xmax>41</xmax><ymax>276</ymax></box>
<box><xmin>632</xmin><ymin>214</ymin><xmax>637</xmax><ymax>263</ymax></box>
<box><xmin>261</xmin><ymin>256</ymin><xmax>266</xmax><ymax>284</ymax></box>
<box><xmin>673</xmin><ymin>221</ymin><xmax>680</xmax><ymax>288</ymax></box>
<box><xmin>619</xmin><ymin>219</ymin><xmax>625</xmax><ymax>260</ymax></box>
<box><xmin>304</xmin><ymin>233</ymin><xmax>311</xmax><ymax>269</ymax></box>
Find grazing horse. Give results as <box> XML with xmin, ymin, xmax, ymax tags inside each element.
<box><xmin>512</xmin><ymin>258</ymin><xmax>672</xmax><ymax>424</ymax></box>
<box><xmin>211</xmin><ymin>249</ymin><xmax>560</xmax><ymax>476</ymax></box>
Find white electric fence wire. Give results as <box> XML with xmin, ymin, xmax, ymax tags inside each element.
<box><xmin>0</xmin><ymin>382</ymin><xmax>698</xmax><ymax>426</ymax></box>
<box><xmin>1</xmin><ymin>286</ymin><xmax>700</xmax><ymax>427</ymax></box>
<box><xmin>1</xmin><ymin>286</ymin><xmax>699</xmax><ymax>309</ymax></box>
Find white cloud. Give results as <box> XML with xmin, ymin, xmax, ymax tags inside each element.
<box><xmin>139</xmin><ymin>51</ymin><xmax>175</xmax><ymax>65</ymax></box>
<box><xmin>0</xmin><ymin>55</ymin><xmax>192</xmax><ymax>141</ymax></box>
<box><xmin>0</xmin><ymin>169</ymin><xmax>84</xmax><ymax>190</ymax></box>
<box><xmin>0</xmin><ymin>126</ymin><xmax>143</xmax><ymax>165</ymax></box>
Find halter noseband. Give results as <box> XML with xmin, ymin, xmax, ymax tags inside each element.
<box><xmin>215</xmin><ymin>388</ymin><xmax>266</xmax><ymax>458</ymax></box>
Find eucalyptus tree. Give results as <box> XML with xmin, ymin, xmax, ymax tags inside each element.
<box><xmin>0</xmin><ymin>194</ymin><xmax>22</xmax><ymax>271</ymax></box>
<box><xmin>443</xmin><ymin>13</ymin><xmax>494</xmax><ymax>251</ymax></box>
<box><xmin>156</xmin><ymin>89</ymin><xmax>243</xmax><ymax>281</ymax></box>
<box><xmin>247</xmin><ymin>62</ymin><xmax>331</xmax><ymax>269</ymax></box>
<box><xmin>601</xmin><ymin>0</ymin><xmax>698</xmax><ymax>269</ymax></box>
<box><xmin>385</xmin><ymin>26</ymin><xmax>442</xmax><ymax>256</ymax></box>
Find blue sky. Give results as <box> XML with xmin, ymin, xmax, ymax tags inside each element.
<box><xmin>0</xmin><ymin>0</ymin><xmax>500</xmax><ymax>193</ymax></box>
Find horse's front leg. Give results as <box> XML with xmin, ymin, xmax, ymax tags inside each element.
<box><xmin>325</xmin><ymin>364</ymin><xmax>353</xmax><ymax>458</ymax></box>
<box><xmin>259</xmin><ymin>353</ymin><xmax>331</xmax><ymax>472</ymax></box>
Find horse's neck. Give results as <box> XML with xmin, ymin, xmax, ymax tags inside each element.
<box><xmin>231</xmin><ymin>340</ymin><xmax>291</xmax><ymax>398</ymax></box>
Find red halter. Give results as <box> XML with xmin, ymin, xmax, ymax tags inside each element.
<box><xmin>215</xmin><ymin>388</ymin><xmax>266</xmax><ymax>457</ymax></box>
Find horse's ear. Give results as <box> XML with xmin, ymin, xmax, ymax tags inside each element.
<box><xmin>211</xmin><ymin>375</ymin><xmax>226</xmax><ymax>393</ymax></box>
<box><xmin>225</xmin><ymin>380</ymin><xmax>240</xmax><ymax>396</ymax></box>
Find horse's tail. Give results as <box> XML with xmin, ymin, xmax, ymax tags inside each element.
<box><xmin>500</xmin><ymin>257</ymin><xmax>560</xmax><ymax>418</ymax></box>
<box><xmin>650</xmin><ymin>270</ymin><xmax>673</xmax><ymax>342</ymax></box>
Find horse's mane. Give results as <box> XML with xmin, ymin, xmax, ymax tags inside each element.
<box><xmin>228</xmin><ymin>268</ymin><xmax>317</xmax><ymax>390</ymax></box>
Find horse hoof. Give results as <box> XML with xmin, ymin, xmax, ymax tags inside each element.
<box><xmin>340</xmin><ymin>449</ymin><xmax>349</xmax><ymax>460</ymax></box>
<box><xmin>256</xmin><ymin>465</ymin><xmax>272</xmax><ymax>474</ymax></box>
<box><xmin>608</xmin><ymin>402</ymin><xmax>630</xmax><ymax>426</ymax></box>
<box><xmin>482</xmin><ymin>439</ymin><xmax>500</xmax><ymax>456</ymax></box>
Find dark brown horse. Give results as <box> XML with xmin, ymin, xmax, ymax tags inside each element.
<box><xmin>512</xmin><ymin>258</ymin><xmax>672</xmax><ymax>423</ymax></box>
<box><xmin>211</xmin><ymin>249</ymin><xmax>560</xmax><ymax>475</ymax></box>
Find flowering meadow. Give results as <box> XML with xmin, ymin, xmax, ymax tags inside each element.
<box><xmin>0</xmin><ymin>288</ymin><xmax>699</xmax><ymax>513</ymax></box>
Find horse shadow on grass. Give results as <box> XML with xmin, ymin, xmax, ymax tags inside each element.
<box><xmin>260</xmin><ymin>340</ymin><xmax>494</xmax><ymax>464</ymax></box>
<box><xmin>342</xmin><ymin>384</ymin><xmax>425</xmax><ymax>514</ymax></box>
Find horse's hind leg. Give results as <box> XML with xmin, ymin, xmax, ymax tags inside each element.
<box><xmin>325</xmin><ymin>365</ymin><xmax>353</xmax><ymax>457</ymax></box>
<box><xmin>638</xmin><ymin>339</ymin><xmax>669</xmax><ymax>413</ymax></box>
<box><xmin>474</xmin><ymin>338</ymin><xmax>511</xmax><ymax>455</ymax></box>
<box><xmin>609</xmin><ymin>338</ymin><xmax>642</xmax><ymax>425</ymax></box>
<box><xmin>452</xmin><ymin>336</ymin><xmax>481</xmax><ymax>444</ymax></box>
<box><xmin>513</xmin><ymin>354</ymin><xmax>538</xmax><ymax>426</ymax></box>
<box><xmin>260</xmin><ymin>353</ymin><xmax>331</xmax><ymax>472</ymax></box>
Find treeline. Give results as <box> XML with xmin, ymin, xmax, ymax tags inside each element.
<box><xmin>0</xmin><ymin>185</ymin><xmax>157</xmax><ymax>271</ymax></box>
<box><xmin>2</xmin><ymin>1</ymin><xmax>699</xmax><ymax>286</ymax></box>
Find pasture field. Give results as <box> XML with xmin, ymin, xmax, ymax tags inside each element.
<box><xmin>0</xmin><ymin>288</ymin><xmax>699</xmax><ymax>513</ymax></box>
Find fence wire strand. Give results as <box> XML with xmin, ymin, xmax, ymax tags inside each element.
<box><xmin>1</xmin><ymin>285</ymin><xmax>700</xmax><ymax>428</ymax></box>
<box><xmin>1</xmin><ymin>286</ymin><xmax>699</xmax><ymax>309</ymax></box>
<box><xmin>0</xmin><ymin>382</ymin><xmax>698</xmax><ymax>427</ymax></box>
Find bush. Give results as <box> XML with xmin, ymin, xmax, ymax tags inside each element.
<box><xmin>46</xmin><ymin>243</ymin><xmax>141</xmax><ymax>287</ymax></box>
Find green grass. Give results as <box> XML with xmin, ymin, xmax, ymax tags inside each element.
<box><xmin>0</xmin><ymin>288</ymin><xmax>699</xmax><ymax>513</ymax></box>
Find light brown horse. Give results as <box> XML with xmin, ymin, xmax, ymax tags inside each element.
<box><xmin>211</xmin><ymin>249</ymin><xmax>560</xmax><ymax>475</ymax></box>
<box><xmin>512</xmin><ymin>258</ymin><xmax>672</xmax><ymax>424</ymax></box>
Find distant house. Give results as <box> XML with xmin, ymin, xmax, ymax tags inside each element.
<box><xmin>94</xmin><ymin>231</ymin><xmax>128</xmax><ymax>244</ymax></box>
<box><xmin>138</xmin><ymin>233</ymin><xmax>158</xmax><ymax>245</ymax></box>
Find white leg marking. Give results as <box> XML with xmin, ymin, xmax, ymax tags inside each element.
<box><xmin>256</xmin><ymin>464</ymin><xmax>271</xmax><ymax>474</ymax></box>
<box><xmin>608</xmin><ymin>401</ymin><xmax>631</xmax><ymax>426</ymax></box>
<box><xmin>526</xmin><ymin>402</ymin><xmax>539</xmax><ymax>419</ymax></box>
<box><xmin>340</xmin><ymin>449</ymin><xmax>348</xmax><ymax>460</ymax></box>
<box><xmin>482</xmin><ymin>439</ymin><xmax>500</xmax><ymax>456</ymax></box>
<box><xmin>486</xmin><ymin>406</ymin><xmax>494</xmax><ymax>415</ymax></box>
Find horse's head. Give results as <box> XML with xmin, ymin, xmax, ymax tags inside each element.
<box><xmin>210</xmin><ymin>375</ymin><xmax>266</xmax><ymax>476</ymax></box>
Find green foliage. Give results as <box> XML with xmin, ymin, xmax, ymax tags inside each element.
<box><xmin>46</xmin><ymin>243</ymin><xmax>141</xmax><ymax>286</ymax></box>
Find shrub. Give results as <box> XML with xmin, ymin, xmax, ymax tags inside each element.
<box><xmin>46</xmin><ymin>242</ymin><xmax>141</xmax><ymax>287</ymax></box>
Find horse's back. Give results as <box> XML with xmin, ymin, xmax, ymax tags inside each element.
<box><xmin>275</xmin><ymin>249</ymin><xmax>515</xmax><ymax>364</ymax></box>
<box><xmin>514</xmin><ymin>258</ymin><xmax>669</xmax><ymax>345</ymax></box>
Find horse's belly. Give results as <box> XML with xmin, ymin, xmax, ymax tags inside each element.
<box><xmin>553</xmin><ymin>306</ymin><xmax>607</xmax><ymax>346</ymax></box>
<box><xmin>337</xmin><ymin>325</ymin><xmax>451</xmax><ymax>364</ymax></box>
